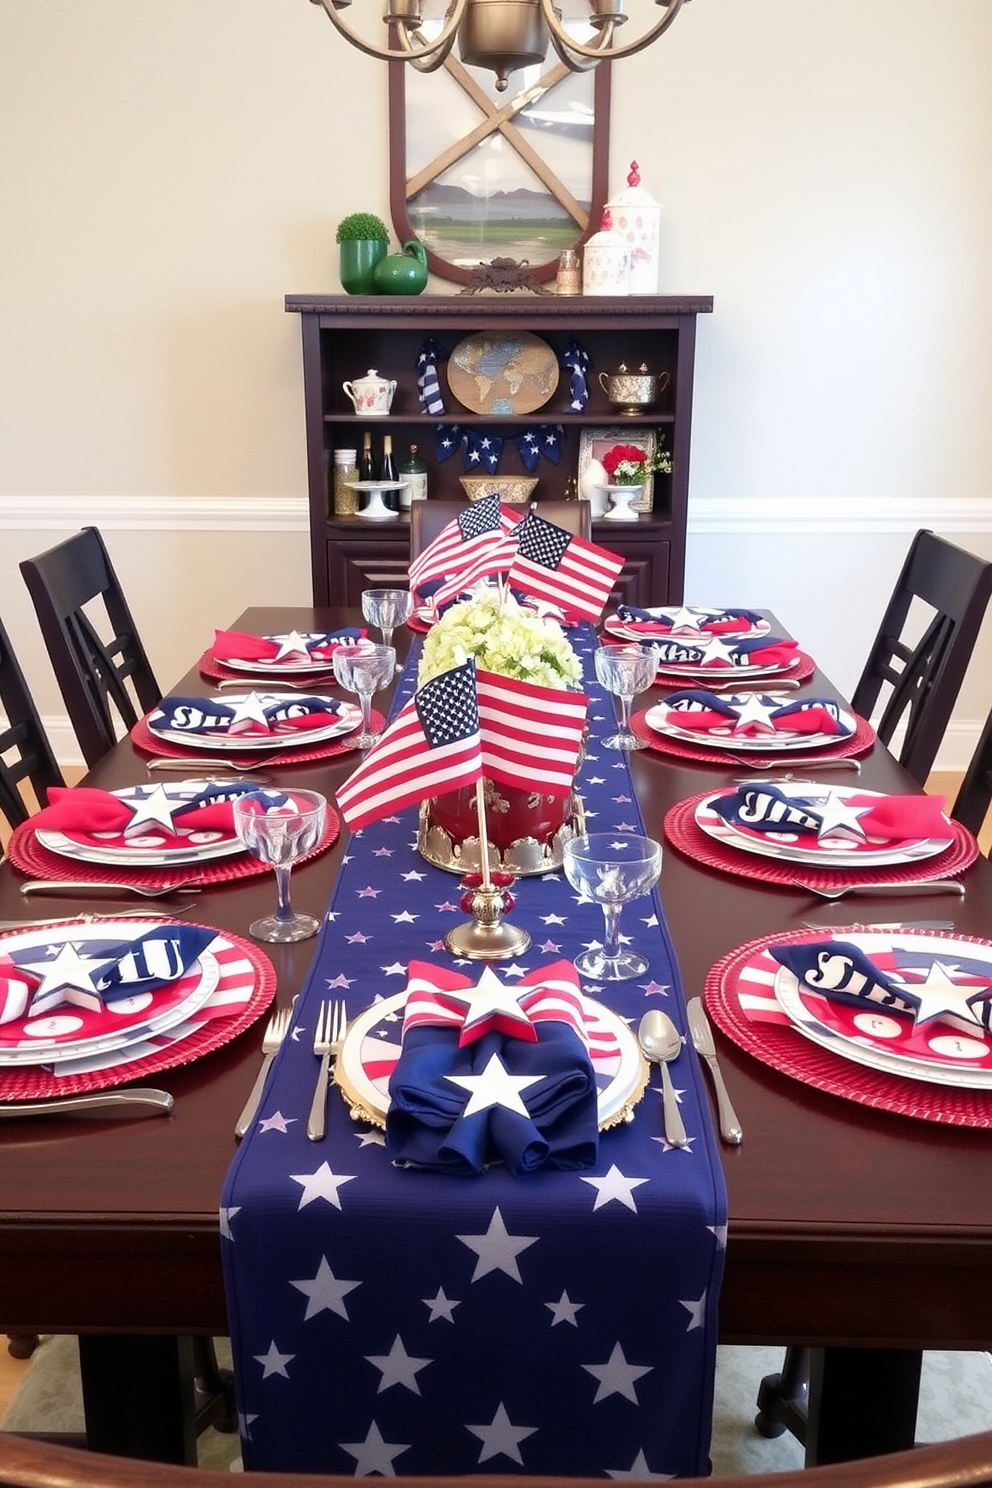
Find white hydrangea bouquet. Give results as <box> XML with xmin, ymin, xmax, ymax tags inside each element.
<box><xmin>418</xmin><ymin>589</ymin><xmax>582</xmax><ymax>692</ymax></box>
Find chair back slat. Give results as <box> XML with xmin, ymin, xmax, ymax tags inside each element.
<box><xmin>0</xmin><ymin>614</ymin><xmax>64</xmax><ymax>830</ymax></box>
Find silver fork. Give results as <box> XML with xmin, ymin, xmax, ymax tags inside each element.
<box><xmin>235</xmin><ymin>1005</ymin><xmax>291</xmax><ymax>1138</ymax></box>
<box><xmin>307</xmin><ymin>1000</ymin><xmax>347</xmax><ymax>1142</ymax></box>
<box><xmin>216</xmin><ymin>677</ymin><xmax>334</xmax><ymax>692</ymax></box>
<box><xmin>732</xmin><ymin>756</ymin><xmax>862</xmax><ymax>774</ymax></box>
<box><xmin>146</xmin><ymin>758</ymin><xmax>272</xmax><ymax>778</ymax></box>
<box><xmin>795</xmin><ymin>878</ymin><xmax>966</xmax><ymax>901</ymax></box>
<box><xmin>20</xmin><ymin>880</ymin><xmax>202</xmax><ymax>900</ymax></box>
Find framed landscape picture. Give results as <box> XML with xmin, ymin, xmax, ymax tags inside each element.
<box><xmin>578</xmin><ymin>427</ymin><xmax>657</xmax><ymax>513</ymax></box>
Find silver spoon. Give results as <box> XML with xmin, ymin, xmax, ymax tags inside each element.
<box><xmin>637</xmin><ymin>1010</ymin><xmax>688</xmax><ymax>1148</ymax></box>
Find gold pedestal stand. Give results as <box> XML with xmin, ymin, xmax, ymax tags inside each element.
<box><xmin>444</xmin><ymin>780</ymin><xmax>531</xmax><ymax>960</ymax></box>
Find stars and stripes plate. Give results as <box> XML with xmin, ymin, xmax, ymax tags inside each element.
<box><xmin>644</xmin><ymin>696</ymin><xmax>856</xmax><ymax>752</ymax></box>
<box><xmin>218</xmin><ymin>633</ymin><xmax>341</xmax><ymax>675</ymax></box>
<box><xmin>334</xmin><ymin>991</ymin><xmax>647</xmax><ymax>1132</ymax></box>
<box><xmin>772</xmin><ymin>930</ymin><xmax>992</xmax><ymax>1088</ymax></box>
<box><xmin>694</xmin><ymin>784</ymin><xmax>954</xmax><ymax>869</ymax></box>
<box><xmin>604</xmin><ymin>608</ymin><xmax>771</xmax><ymax>642</ymax></box>
<box><xmin>147</xmin><ymin>693</ymin><xmax>362</xmax><ymax>752</ymax></box>
<box><xmin>0</xmin><ymin>919</ymin><xmax>222</xmax><ymax>1066</ymax></box>
<box><xmin>34</xmin><ymin>781</ymin><xmax>247</xmax><ymax>867</ymax></box>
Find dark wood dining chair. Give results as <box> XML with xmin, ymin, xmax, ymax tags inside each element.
<box><xmin>0</xmin><ymin>614</ymin><xmax>64</xmax><ymax>831</ymax></box>
<box><xmin>950</xmin><ymin>705</ymin><xmax>992</xmax><ymax>840</ymax></box>
<box><xmin>850</xmin><ymin>529</ymin><xmax>992</xmax><ymax>786</ymax></box>
<box><xmin>409</xmin><ymin>501</ymin><xmax>469</xmax><ymax>560</ymax></box>
<box><xmin>19</xmin><ymin>528</ymin><xmax>161</xmax><ymax>769</ymax></box>
<box><xmin>4</xmin><ymin>1422</ymin><xmax>992</xmax><ymax>1488</ymax></box>
<box><xmin>528</xmin><ymin>499</ymin><xmax>592</xmax><ymax>539</ymax></box>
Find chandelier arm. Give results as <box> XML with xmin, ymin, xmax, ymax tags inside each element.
<box><xmin>544</xmin><ymin>21</ymin><xmax>613</xmax><ymax>71</ymax></box>
<box><xmin>541</xmin><ymin>0</ymin><xmax>685</xmax><ymax>65</ymax></box>
<box><xmin>312</xmin><ymin>0</ymin><xmax>467</xmax><ymax>66</ymax></box>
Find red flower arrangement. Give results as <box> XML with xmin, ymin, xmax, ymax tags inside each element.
<box><xmin>601</xmin><ymin>440</ymin><xmax>672</xmax><ymax>485</ymax></box>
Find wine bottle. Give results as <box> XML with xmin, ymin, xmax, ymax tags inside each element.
<box><xmin>398</xmin><ymin>443</ymin><xmax>428</xmax><ymax>510</ymax></box>
<box><xmin>359</xmin><ymin>430</ymin><xmax>375</xmax><ymax>484</ymax></box>
<box><xmin>380</xmin><ymin>433</ymin><xmax>398</xmax><ymax>511</ymax></box>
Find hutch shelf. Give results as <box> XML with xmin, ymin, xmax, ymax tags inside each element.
<box><xmin>286</xmin><ymin>294</ymin><xmax>712</xmax><ymax>608</ymax></box>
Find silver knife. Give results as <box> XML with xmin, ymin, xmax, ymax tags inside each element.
<box><xmin>687</xmin><ymin>997</ymin><xmax>743</xmax><ymax>1144</ymax></box>
<box><xmin>0</xmin><ymin>1089</ymin><xmax>174</xmax><ymax>1119</ymax></box>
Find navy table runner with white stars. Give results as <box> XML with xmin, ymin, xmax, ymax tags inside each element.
<box><xmin>221</xmin><ymin>625</ymin><xmax>727</xmax><ymax>1477</ymax></box>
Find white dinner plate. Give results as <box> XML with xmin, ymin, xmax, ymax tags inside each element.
<box><xmin>694</xmin><ymin>784</ymin><xmax>954</xmax><ymax>869</ymax></box>
<box><xmin>35</xmin><ymin>780</ymin><xmax>248</xmax><ymax>867</ymax></box>
<box><xmin>772</xmin><ymin>930</ymin><xmax>992</xmax><ymax>1089</ymax></box>
<box><xmin>605</xmin><ymin>608</ymin><xmax>770</xmax><ymax>642</ymax></box>
<box><xmin>644</xmin><ymin>696</ymin><xmax>855</xmax><ymax>753</ymax></box>
<box><xmin>147</xmin><ymin>693</ymin><xmax>362</xmax><ymax>753</ymax></box>
<box><xmin>334</xmin><ymin>990</ymin><xmax>647</xmax><ymax>1132</ymax></box>
<box><xmin>0</xmin><ymin>919</ymin><xmax>221</xmax><ymax>1066</ymax></box>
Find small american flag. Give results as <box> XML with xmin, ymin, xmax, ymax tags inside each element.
<box><xmin>336</xmin><ymin>662</ymin><xmax>482</xmax><ymax>831</ymax></box>
<box><xmin>507</xmin><ymin>511</ymin><xmax>624</xmax><ymax>623</ymax></box>
<box><xmin>408</xmin><ymin>494</ymin><xmax>521</xmax><ymax>596</ymax></box>
<box><xmin>476</xmin><ymin>668</ymin><xmax>588</xmax><ymax>798</ymax></box>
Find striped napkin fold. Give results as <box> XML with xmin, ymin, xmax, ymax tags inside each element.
<box><xmin>662</xmin><ymin>689</ymin><xmax>851</xmax><ymax>738</ymax></box>
<box><xmin>616</xmin><ymin>604</ymin><xmax>764</xmax><ymax>636</ymax></box>
<box><xmin>211</xmin><ymin>628</ymin><xmax>365</xmax><ymax>664</ymax></box>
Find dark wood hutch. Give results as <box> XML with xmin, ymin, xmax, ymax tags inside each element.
<box><xmin>286</xmin><ymin>293</ymin><xmax>712</xmax><ymax>608</ymax></box>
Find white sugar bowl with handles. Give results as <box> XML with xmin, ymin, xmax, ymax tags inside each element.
<box><xmin>342</xmin><ymin>370</ymin><xmax>397</xmax><ymax>416</ymax></box>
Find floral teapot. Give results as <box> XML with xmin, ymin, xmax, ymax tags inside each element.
<box><xmin>342</xmin><ymin>369</ymin><xmax>397</xmax><ymax>416</ymax></box>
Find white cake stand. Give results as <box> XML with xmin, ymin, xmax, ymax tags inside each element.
<box><xmin>346</xmin><ymin>480</ymin><xmax>408</xmax><ymax>522</ymax></box>
<box><xmin>601</xmin><ymin>484</ymin><xmax>643</xmax><ymax>521</ymax></box>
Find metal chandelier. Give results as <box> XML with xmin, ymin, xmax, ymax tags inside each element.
<box><xmin>309</xmin><ymin>0</ymin><xmax>688</xmax><ymax>92</ymax></box>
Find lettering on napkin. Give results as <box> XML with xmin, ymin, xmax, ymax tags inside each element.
<box><xmin>771</xmin><ymin>939</ymin><xmax>992</xmax><ymax>1034</ymax></box>
<box><xmin>2</xmin><ymin>924</ymin><xmax>217</xmax><ymax>1021</ymax></box>
<box><xmin>652</xmin><ymin>635</ymin><xmax>798</xmax><ymax>669</ymax></box>
<box><xmin>152</xmin><ymin>693</ymin><xmax>342</xmax><ymax>737</ymax></box>
<box><xmin>712</xmin><ymin>784</ymin><xmax>949</xmax><ymax>844</ymax></box>
<box><xmin>386</xmin><ymin>960</ymin><xmax>599</xmax><ymax>1176</ymax></box>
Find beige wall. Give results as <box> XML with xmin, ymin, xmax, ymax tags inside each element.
<box><xmin>2</xmin><ymin>1</ymin><xmax>991</xmax><ymax>764</ymax></box>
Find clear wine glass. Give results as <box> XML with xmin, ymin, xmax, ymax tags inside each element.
<box><xmin>333</xmin><ymin>642</ymin><xmax>396</xmax><ymax>748</ymax></box>
<box><xmin>361</xmin><ymin>588</ymin><xmax>414</xmax><ymax>650</ymax></box>
<box><xmin>562</xmin><ymin>832</ymin><xmax>663</xmax><ymax>981</ymax></box>
<box><xmin>233</xmin><ymin>789</ymin><xmax>328</xmax><ymax>943</ymax></box>
<box><xmin>594</xmin><ymin>642</ymin><xmax>658</xmax><ymax>750</ymax></box>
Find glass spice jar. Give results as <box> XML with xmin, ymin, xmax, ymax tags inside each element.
<box><xmin>556</xmin><ymin>249</ymin><xmax>581</xmax><ymax>296</ymax></box>
<box><xmin>332</xmin><ymin>448</ymin><xmax>359</xmax><ymax>514</ymax></box>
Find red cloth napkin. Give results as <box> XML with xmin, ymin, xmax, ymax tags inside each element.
<box><xmin>211</xmin><ymin>628</ymin><xmax>366</xmax><ymax>664</ymax></box>
<box><xmin>34</xmin><ymin>786</ymin><xmax>238</xmax><ymax>838</ymax></box>
<box><xmin>848</xmin><ymin>793</ymin><xmax>952</xmax><ymax>841</ymax></box>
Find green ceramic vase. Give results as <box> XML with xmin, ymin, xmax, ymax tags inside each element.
<box><xmin>339</xmin><ymin>239</ymin><xmax>388</xmax><ymax>295</ymax></box>
<box><xmin>373</xmin><ymin>240</ymin><xmax>429</xmax><ymax>296</ymax></box>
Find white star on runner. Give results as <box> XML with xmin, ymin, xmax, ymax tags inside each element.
<box><xmin>583</xmin><ymin>1341</ymin><xmax>653</xmax><ymax>1404</ymax></box>
<box><xmin>257</xmin><ymin>1111</ymin><xmax>295</xmax><ymax>1134</ymax></box>
<box><xmin>219</xmin><ymin>1206</ymin><xmax>240</xmax><ymax>1240</ymax></box>
<box><xmin>364</xmin><ymin>1335</ymin><xmax>433</xmax><ymax>1394</ymax></box>
<box><xmin>606</xmin><ymin>1448</ymin><xmax>674</xmax><ymax>1480</ymax></box>
<box><xmin>289</xmin><ymin>1255</ymin><xmax>362</xmax><ymax>1321</ymax></box>
<box><xmin>422</xmin><ymin>1287</ymin><xmax>460</xmax><ymax>1322</ymax></box>
<box><xmin>124</xmin><ymin>783</ymin><xmax>182</xmax><ymax>832</ymax></box>
<box><xmin>446</xmin><ymin>1052</ymin><xmax>544</xmax><ymax>1117</ymax></box>
<box><xmin>466</xmin><ymin>1402</ymin><xmax>537</xmax><ymax>1464</ymax></box>
<box><xmin>339</xmin><ymin>1421</ymin><xmax>410</xmax><ymax>1476</ymax></box>
<box><xmin>289</xmin><ymin>1161</ymin><xmax>356</xmax><ymax>1210</ymax></box>
<box><xmin>254</xmin><ymin>1341</ymin><xmax>294</xmax><ymax>1379</ymax></box>
<box><xmin>580</xmin><ymin>1163</ymin><xmax>649</xmax><ymax>1212</ymax></box>
<box><xmin>680</xmin><ymin>1291</ymin><xmax>707</xmax><ymax>1330</ymax></box>
<box><xmin>546</xmin><ymin>1289</ymin><xmax>584</xmax><ymax>1326</ymax></box>
<box><xmin>457</xmin><ymin>1206</ymin><xmax>539</xmax><ymax>1283</ymax></box>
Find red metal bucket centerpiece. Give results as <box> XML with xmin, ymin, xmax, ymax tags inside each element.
<box><xmin>415</xmin><ymin>593</ymin><xmax>587</xmax><ymax>876</ymax></box>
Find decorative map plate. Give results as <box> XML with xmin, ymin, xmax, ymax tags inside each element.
<box><xmin>448</xmin><ymin>331</ymin><xmax>559</xmax><ymax>416</ymax></box>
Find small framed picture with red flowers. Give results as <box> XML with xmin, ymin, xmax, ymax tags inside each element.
<box><xmin>577</xmin><ymin>427</ymin><xmax>665</xmax><ymax>514</ymax></box>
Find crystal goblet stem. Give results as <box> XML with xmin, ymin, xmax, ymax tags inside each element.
<box><xmin>333</xmin><ymin>643</ymin><xmax>395</xmax><ymax>750</ymax></box>
<box><xmin>233</xmin><ymin>789</ymin><xmax>328</xmax><ymax>944</ymax></box>
<box><xmin>562</xmin><ymin>832</ymin><xmax>663</xmax><ymax>982</ymax></box>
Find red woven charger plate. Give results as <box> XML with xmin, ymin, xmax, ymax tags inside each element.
<box><xmin>705</xmin><ymin>928</ymin><xmax>992</xmax><ymax>1126</ymax></box>
<box><xmin>632</xmin><ymin>708</ymin><xmax>875</xmax><ymax>769</ymax></box>
<box><xmin>6</xmin><ymin>807</ymin><xmax>340</xmax><ymax>891</ymax></box>
<box><xmin>0</xmin><ymin>924</ymin><xmax>276</xmax><ymax>1101</ymax></box>
<box><xmin>664</xmin><ymin>789</ymin><xmax>977</xmax><ymax>889</ymax></box>
<box><xmin>130</xmin><ymin>711</ymin><xmax>384</xmax><ymax>767</ymax></box>
<box><xmin>196</xmin><ymin>649</ymin><xmax>338</xmax><ymax>685</ymax></box>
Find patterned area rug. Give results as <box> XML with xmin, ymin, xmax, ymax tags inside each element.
<box><xmin>3</xmin><ymin>1337</ymin><xmax>991</xmax><ymax>1473</ymax></box>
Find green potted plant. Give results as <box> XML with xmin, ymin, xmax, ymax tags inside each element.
<box><xmin>335</xmin><ymin>212</ymin><xmax>390</xmax><ymax>295</ymax></box>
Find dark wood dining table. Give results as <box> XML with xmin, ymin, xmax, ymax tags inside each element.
<box><xmin>3</xmin><ymin>606</ymin><xmax>992</xmax><ymax>1469</ymax></box>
